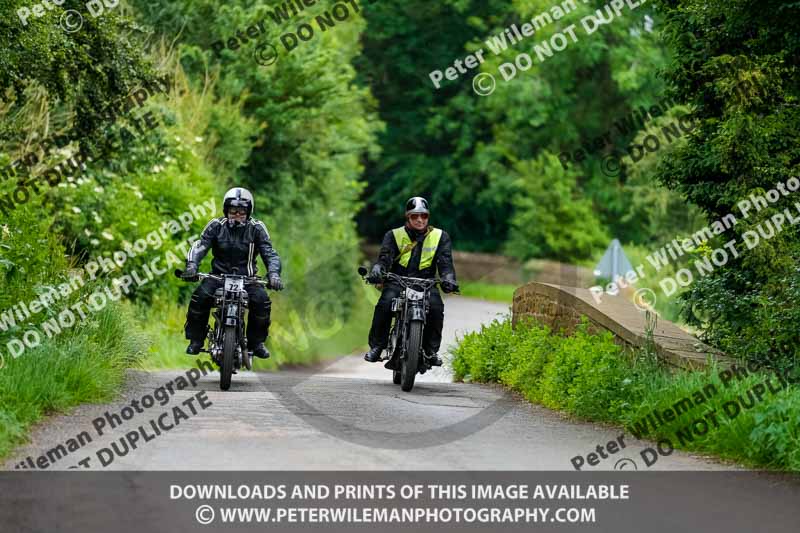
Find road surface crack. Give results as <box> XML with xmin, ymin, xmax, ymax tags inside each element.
<box><xmin>391</xmin><ymin>394</ymin><xmax>484</xmax><ymax>409</ymax></box>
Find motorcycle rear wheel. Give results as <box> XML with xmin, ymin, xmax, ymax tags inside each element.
<box><xmin>401</xmin><ymin>321</ymin><xmax>423</xmax><ymax>392</ymax></box>
<box><xmin>220</xmin><ymin>325</ymin><xmax>236</xmax><ymax>391</ymax></box>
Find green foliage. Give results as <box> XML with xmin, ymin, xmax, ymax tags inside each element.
<box><xmin>457</xmin><ymin>281</ymin><xmax>517</xmax><ymax>303</ymax></box>
<box><xmin>506</xmin><ymin>153</ymin><xmax>608</xmax><ymax>262</ymax></box>
<box><xmin>0</xmin><ymin>176</ymin><xmax>71</xmax><ymax>313</ymax></box>
<box><xmin>451</xmin><ymin>316</ymin><xmax>515</xmax><ymax>383</ymax></box>
<box><xmin>0</xmin><ymin>0</ymin><xmax>382</xmax><ymax>461</ymax></box>
<box><xmin>356</xmin><ymin>0</ymin><xmax>684</xmax><ymax>253</ymax></box>
<box><xmin>652</xmin><ymin>0</ymin><xmax>800</xmax><ymax>369</ymax></box>
<box><xmin>682</xmin><ymin>266</ymin><xmax>800</xmax><ymax>371</ymax></box>
<box><xmin>0</xmin><ymin>303</ymin><xmax>149</xmax><ymax>458</ymax></box>
<box><xmin>537</xmin><ymin>324</ymin><xmax>631</xmax><ymax>420</ymax></box>
<box><xmin>452</xmin><ymin>316</ymin><xmax>800</xmax><ymax>470</ymax></box>
<box><xmin>618</xmin><ymin>106</ymin><xmax>706</xmax><ymax>246</ymax></box>
<box><xmin>133</xmin><ymin>0</ymin><xmax>382</xmax><ymax>320</ymax></box>
<box><xmin>44</xmin><ymin>65</ymin><xmax>225</xmax><ymax>304</ymax></box>
<box><xmin>748</xmin><ymin>393</ymin><xmax>800</xmax><ymax>470</ymax></box>
<box><xmin>0</xmin><ymin>0</ymin><xmax>158</xmax><ymax>154</ymax></box>
<box><xmin>453</xmin><ymin>317</ymin><xmax>639</xmax><ymax>422</ymax></box>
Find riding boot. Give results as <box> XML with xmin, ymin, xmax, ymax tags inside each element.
<box><xmin>364</xmin><ymin>346</ymin><xmax>383</xmax><ymax>363</ymax></box>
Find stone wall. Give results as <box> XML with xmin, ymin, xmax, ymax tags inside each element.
<box><xmin>512</xmin><ymin>282</ymin><xmax>732</xmax><ymax>370</ymax></box>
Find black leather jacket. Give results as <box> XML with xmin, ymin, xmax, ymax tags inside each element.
<box><xmin>377</xmin><ymin>225</ymin><xmax>456</xmax><ymax>280</ymax></box>
<box><xmin>186</xmin><ymin>217</ymin><xmax>281</xmax><ymax>276</ymax></box>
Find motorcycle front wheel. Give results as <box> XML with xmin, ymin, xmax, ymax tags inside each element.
<box><xmin>220</xmin><ymin>324</ymin><xmax>236</xmax><ymax>391</ymax></box>
<box><xmin>401</xmin><ymin>321</ymin><xmax>423</xmax><ymax>392</ymax></box>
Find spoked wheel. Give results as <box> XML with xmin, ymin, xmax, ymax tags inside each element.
<box><xmin>401</xmin><ymin>321</ymin><xmax>423</xmax><ymax>392</ymax></box>
<box><xmin>393</xmin><ymin>370</ymin><xmax>401</xmax><ymax>384</ymax></box>
<box><xmin>220</xmin><ymin>325</ymin><xmax>236</xmax><ymax>391</ymax></box>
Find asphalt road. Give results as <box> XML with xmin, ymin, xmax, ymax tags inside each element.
<box><xmin>4</xmin><ymin>296</ymin><xmax>735</xmax><ymax>471</ymax></box>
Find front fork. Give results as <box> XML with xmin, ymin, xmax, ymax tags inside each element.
<box><xmin>399</xmin><ymin>299</ymin><xmax>428</xmax><ymax>361</ymax></box>
<box><xmin>209</xmin><ymin>302</ymin><xmax>247</xmax><ymax>367</ymax></box>
<box><xmin>226</xmin><ymin>300</ymin><xmax>248</xmax><ymax>365</ymax></box>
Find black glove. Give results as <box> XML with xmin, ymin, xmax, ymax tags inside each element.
<box><xmin>441</xmin><ymin>276</ymin><xmax>459</xmax><ymax>294</ymax></box>
<box><xmin>269</xmin><ymin>273</ymin><xmax>284</xmax><ymax>291</ymax></box>
<box><xmin>366</xmin><ymin>264</ymin><xmax>384</xmax><ymax>284</ymax></box>
<box><xmin>182</xmin><ymin>263</ymin><xmax>199</xmax><ymax>281</ymax></box>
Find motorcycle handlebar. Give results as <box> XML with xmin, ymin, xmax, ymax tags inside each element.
<box><xmin>356</xmin><ymin>267</ymin><xmax>460</xmax><ymax>294</ymax></box>
<box><xmin>385</xmin><ymin>272</ymin><xmax>441</xmax><ymax>285</ymax></box>
<box><xmin>357</xmin><ymin>269</ymin><xmax>441</xmax><ymax>286</ymax></box>
<box><xmin>174</xmin><ymin>269</ymin><xmax>271</xmax><ymax>288</ymax></box>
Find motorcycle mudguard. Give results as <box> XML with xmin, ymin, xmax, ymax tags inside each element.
<box><xmin>408</xmin><ymin>305</ymin><xmax>426</xmax><ymax>321</ymax></box>
<box><xmin>225</xmin><ymin>304</ymin><xmax>239</xmax><ymax>326</ymax></box>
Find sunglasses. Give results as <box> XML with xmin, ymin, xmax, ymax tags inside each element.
<box><xmin>228</xmin><ymin>208</ymin><xmax>247</xmax><ymax>216</ymax></box>
<box><xmin>409</xmin><ymin>213</ymin><xmax>429</xmax><ymax>221</ymax></box>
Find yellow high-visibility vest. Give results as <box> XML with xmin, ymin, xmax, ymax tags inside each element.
<box><xmin>392</xmin><ymin>226</ymin><xmax>443</xmax><ymax>270</ymax></box>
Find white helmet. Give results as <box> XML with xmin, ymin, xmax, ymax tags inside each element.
<box><xmin>223</xmin><ymin>187</ymin><xmax>254</xmax><ymax>218</ymax></box>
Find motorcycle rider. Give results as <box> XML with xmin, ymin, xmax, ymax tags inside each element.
<box><xmin>363</xmin><ymin>196</ymin><xmax>459</xmax><ymax>367</ymax></box>
<box><xmin>182</xmin><ymin>187</ymin><xmax>283</xmax><ymax>359</ymax></box>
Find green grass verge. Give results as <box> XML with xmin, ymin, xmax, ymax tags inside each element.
<box><xmin>458</xmin><ymin>282</ymin><xmax>518</xmax><ymax>303</ymax></box>
<box><xmin>452</xmin><ymin>317</ymin><xmax>800</xmax><ymax>471</ymax></box>
<box><xmin>0</xmin><ymin>304</ymin><xmax>149</xmax><ymax>460</ymax></box>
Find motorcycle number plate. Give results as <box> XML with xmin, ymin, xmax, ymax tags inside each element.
<box><xmin>406</xmin><ymin>288</ymin><xmax>424</xmax><ymax>301</ymax></box>
<box><xmin>225</xmin><ymin>278</ymin><xmax>244</xmax><ymax>292</ymax></box>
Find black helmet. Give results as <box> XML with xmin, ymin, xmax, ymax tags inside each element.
<box><xmin>223</xmin><ymin>187</ymin><xmax>254</xmax><ymax>218</ymax></box>
<box><xmin>405</xmin><ymin>196</ymin><xmax>429</xmax><ymax>216</ymax></box>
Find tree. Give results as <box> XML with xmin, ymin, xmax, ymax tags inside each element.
<box><xmin>506</xmin><ymin>153</ymin><xmax>608</xmax><ymax>262</ymax></box>
<box><xmin>653</xmin><ymin>0</ymin><xmax>800</xmax><ymax>369</ymax></box>
<box><xmin>356</xmin><ymin>0</ymin><xmax>673</xmax><ymax>256</ymax></box>
<box><xmin>0</xmin><ymin>1</ymin><xmax>158</xmax><ymax>155</ymax></box>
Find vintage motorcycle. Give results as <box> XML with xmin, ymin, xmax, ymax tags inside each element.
<box><xmin>359</xmin><ymin>267</ymin><xmax>448</xmax><ymax>392</ymax></box>
<box><xmin>175</xmin><ymin>268</ymin><xmax>271</xmax><ymax>391</ymax></box>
